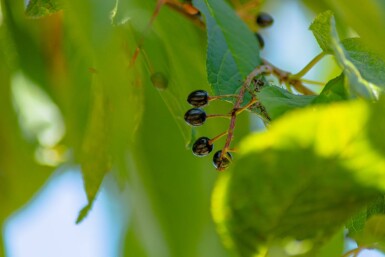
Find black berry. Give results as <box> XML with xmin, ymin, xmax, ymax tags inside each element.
<box><xmin>184</xmin><ymin>108</ymin><xmax>206</xmax><ymax>126</ymax></box>
<box><xmin>256</xmin><ymin>12</ymin><xmax>274</xmax><ymax>28</ymax></box>
<box><xmin>187</xmin><ymin>90</ymin><xmax>209</xmax><ymax>107</ymax></box>
<box><xmin>192</xmin><ymin>137</ymin><xmax>213</xmax><ymax>156</ymax></box>
<box><xmin>255</xmin><ymin>33</ymin><xmax>265</xmax><ymax>49</ymax></box>
<box><xmin>213</xmin><ymin>150</ymin><xmax>232</xmax><ymax>170</ymax></box>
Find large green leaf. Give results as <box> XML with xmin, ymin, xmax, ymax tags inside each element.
<box><xmin>346</xmin><ymin>196</ymin><xmax>385</xmax><ymax>235</ymax></box>
<box><xmin>323</xmin><ymin>0</ymin><xmax>385</xmax><ymax>59</ymax></box>
<box><xmin>312</xmin><ymin>73</ymin><xmax>347</xmax><ymax>104</ymax></box>
<box><xmin>309</xmin><ymin>11</ymin><xmax>385</xmax><ymax>97</ymax></box>
<box><xmin>193</xmin><ymin>0</ymin><xmax>261</xmax><ymax>95</ymax></box>
<box><xmin>342</xmin><ymin>38</ymin><xmax>385</xmax><ymax>89</ymax></box>
<box><xmin>59</xmin><ymin>0</ymin><xmax>146</xmax><ymax>222</ymax></box>
<box><xmin>0</xmin><ymin>6</ymin><xmax>54</xmax><ymax>253</ymax></box>
<box><xmin>309</xmin><ymin>10</ymin><xmax>334</xmax><ymax>54</ymax></box>
<box><xmin>257</xmin><ymin>86</ymin><xmax>316</xmax><ymax>120</ymax></box>
<box><xmin>257</xmin><ymin>74</ymin><xmax>348</xmax><ymax>120</ymax></box>
<box><xmin>119</xmin><ymin>1</ymin><xmax>236</xmax><ymax>257</ymax></box>
<box><xmin>368</xmin><ymin>97</ymin><xmax>385</xmax><ymax>157</ymax></box>
<box><xmin>212</xmin><ymin>99</ymin><xmax>385</xmax><ymax>257</ymax></box>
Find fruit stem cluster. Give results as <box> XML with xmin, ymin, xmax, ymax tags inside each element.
<box><xmin>219</xmin><ymin>65</ymin><xmax>270</xmax><ymax>165</ymax></box>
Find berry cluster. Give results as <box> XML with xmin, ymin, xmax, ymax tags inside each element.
<box><xmin>184</xmin><ymin>90</ymin><xmax>235</xmax><ymax>170</ymax></box>
<box><xmin>183</xmin><ymin>13</ymin><xmax>275</xmax><ymax>171</ymax></box>
<box><xmin>255</xmin><ymin>12</ymin><xmax>274</xmax><ymax>49</ymax></box>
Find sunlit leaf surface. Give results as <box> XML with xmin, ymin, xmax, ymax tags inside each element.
<box><xmin>213</xmin><ymin>100</ymin><xmax>385</xmax><ymax>256</ymax></box>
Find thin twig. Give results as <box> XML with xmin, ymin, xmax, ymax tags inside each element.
<box><xmin>342</xmin><ymin>247</ymin><xmax>363</xmax><ymax>257</ymax></box>
<box><xmin>165</xmin><ymin>0</ymin><xmax>205</xmax><ymax>28</ymax></box>
<box><xmin>130</xmin><ymin>0</ymin><xmax>166</xmax><ymax>67</ymax></box>
<box><xmin>262</xmin><ymin>59</ymin><xmax>316</xmax><ymax>95</ymax></box>
<box><xmin>290</xmin><ymin>52</ymin><xmax>326</xmax><ymax>79</ymax></box>
<box><xmin>300</xmin><ymin>78</ymin><xmax>325</xmax><ymax>86</ymax></box>
<box><xmin>209</xmin><ymin>131</ymin><xmax>228</xmax><ymax>144</ymax></box>
<box><xmin>130</xmin><ymin>0</ymin><xmax>205</xmax><ymax>67</ymax></box>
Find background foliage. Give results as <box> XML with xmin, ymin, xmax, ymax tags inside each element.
<box><xmin>1</xmin><ymin>0</ymin><xmax>385</xmax><ymax>256</ymax></box>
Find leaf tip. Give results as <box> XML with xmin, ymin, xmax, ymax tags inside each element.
<box><xmin>75</xmin><ymin>203</ymin><xmax>93</xmax><ymax>224</ymax></box>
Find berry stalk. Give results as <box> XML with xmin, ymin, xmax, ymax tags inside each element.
<box><xmin>220</xmin><ymin>64</ymin><xmax>270</xmax><ymax>163</ymax></box>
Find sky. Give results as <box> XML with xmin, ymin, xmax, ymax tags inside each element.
<box><xmin>3</xmin><ymin>170</ymin><xmax>129</xmax><ymax>257</ymax></box>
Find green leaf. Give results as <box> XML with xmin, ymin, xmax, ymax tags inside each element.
<box><xmin>0</xmin><ymin>7</ymin><xmax>54</xmax><ymax>241</ymax></box>
<box><xmin>368</xmin><ymin>97</ymin><xmax>385</xmax><ymax>156</ymax></box>
<box><xmin>193</xmin><ymin>0</ymin><xmax>261</xmax><ymax>95</ymax></box>
<box><xmin>309</xmin><ymin>10</ymin><xmax>334</xmax><ymax>53</ymax></box>
<box><xmin>342</xmin><ymin>38</ymin><xmax>385</xmax><ymax>89</ymax></box>
<box><xmin>348</xmin><ymin>214</ymin><xmax>385</xmax><ymax>253</ymax></box>
<box><xmin>364</xmin><ymin>215</ymin><xmax>385</xmax><ymax>241</ymax></box>
<box><xmin>59</xmin><ymin>0</ymin><xmax>146</xmax><ymax>222</ymax></box>
<box><xmin>212</xmin><ymin>100</ymin><xmax>385</xmax><ymax>257</ymax></box>
<box><xmin>119</xmin><ymin>2</ymin><xmax>234</xmax><ymax>257</ymax></box>
<box><xmin>257</xmin><ymin>86</ymin><xmax>316</xmax><ymax>120</ymax></box>
<box><xmin>347</xmin><ymin>196</ymin><xmax>385</xmax><ymax>235</ymax></box>
<box><xmin>76</xmin><ymin>77</ymin><xmax>110</xmax><ymax>224</ymax></box>
<box><xmin>309</xmin><ymin>11</ymin><xmax>385</xmax><ymax>98</ymax></box>
<box><xmin>312</xmin><ymin>73</ymin><xmax>347</xmax><ymax>104</ymax></box>
<box><xmin>317</xmin><ymin>229</ymin><xmax>345</xmax><ymax>257</ymax></box>
<box><xmin>323</xmin><ymin>0</ymin><xmax>385</xmax><ymax>59</ymax></box>
<box><xmin>26</xmin><ymin>0</ymin><xmax>61</xmax><ymax>18</ymax></box>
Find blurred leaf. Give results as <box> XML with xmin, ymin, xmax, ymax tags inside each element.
<box><xmin>212</xmin><ymin>100</ymin><xmax>385</xmax><ymax>257</ymax></box>
<box><xmin>342</xmin><ymin>38</ymin><xmax>385</xmax><ymax>89</ymax></box>
<box><xmin>119</xmin><ymin>2</ymin><xmax>233</xmax><ymax>257</ymax></box>
<box><xmin>1</xmin><ymin>0</ymin><xmax>51</xmax><ymax>92</ymax></box>
<box><xmin>368</xmin><ymin>97</ymin><xmax>385</xmax><ymax>156</ymax></box>
<box><xmin>193</xmin><ymin>0</ymin><xmax>261</xmax><ymax>96</ymax></box>
<box><xmin>0</xmin><ymin>0</ymin><xmax>54</xmax><ymax>237</ymax></box>
<box><xmin>347</xmin><ymin>214</ymin><xmax>385</xmax><ymax>253</ymax></box>
<box><xmin>323</xmin><ymin>0</ymin><xmax>385</xmax><ymax>59</ymax></box>
<box><xmin>309</xmin><ymin>10</ymin><xmax>334</xmax><ymax>53</ymax></box>
<box><xmin>317</xmin><ymin>229</ymin><xmax>344</xmax><ymax>257</ymax></box>
<box><xmin>26</xmin><ymin>0</ymin><xmax>61</xmax><ymax>18</ymax></box>
<box><xmin>60</xmin><ymin>0</ymin><xmax>146</xmax><ymax>221</ymax></box>
<box><xmin>76</xmin><ymin>77</ymin><xmax>110</xmax><ymax>224</ymax></box>
<box><xmin>0</xmin><ymin>39</ymin><xmax>53</xmax><ymax>240</ymax></box>
<box><xmin>312</xmin><ymin>73</ymin><xmax>347</xmax><ymax>103</ymax></box>
<box><xmin>129</xmin><ymin>84</ymin><xmax>209</xmax><ymax>257</ymax></box>
<box><xmin>364</xmin><ymin>215</ymin><xmax>385</xmax><ymax>240</ymax></box>
<box><xmin>257</xmin><ymin>86</ymin><xmax>315</xmax><ymax>120</ymax></box>
<box><xmin>309</xmin><ymin>10</ymin><xmax>384</xmax><ymax>98</ymax></box>
<box><xmin>123</xmin><ymin>225</ymin><xmax>148</xmax><ymax>257</ymax></box>
<box><xmin>347</xmin><ymin>196</ymin><xmax>385</xmax><ymax>235</ymax></box>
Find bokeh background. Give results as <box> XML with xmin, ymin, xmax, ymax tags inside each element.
<box><xmin>0</xmin><ymin>0</ymin><xmax>384</xmax><ymax>256</ymax></box>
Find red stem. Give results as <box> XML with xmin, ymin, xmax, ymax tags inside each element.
<box><xmin>219</xmin><ymin>65</ymin><xmax>271</xmax><ymax>163</ymax></box>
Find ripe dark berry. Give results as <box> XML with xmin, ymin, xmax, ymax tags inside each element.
<box><xmin>184</xmin><ymin>108</ymin><xmax>206</xmax><ymax>126</ymax></box>
<box><xmin>213</xmin><ymin>150</ymin><xmax>232</xmax><ymax>170</ymax></box>
<box><xmin>256</xmin><ymin>12</ymin><xmax>274</xmax><ymax>28</ymax></box>
<box><xmin>255</xmin><ymin>33</ymin><xmax>265</xmax><ymax>49</ymax></box>
<box><xmin>192</xmin><ymin>137</ymin><xmax>213</xmax><ymax>156</ymax></box>
<box><xmin>187</xmin><ymin>90</ymin><xmax>209</xmax><ymax>107</ymax></box>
